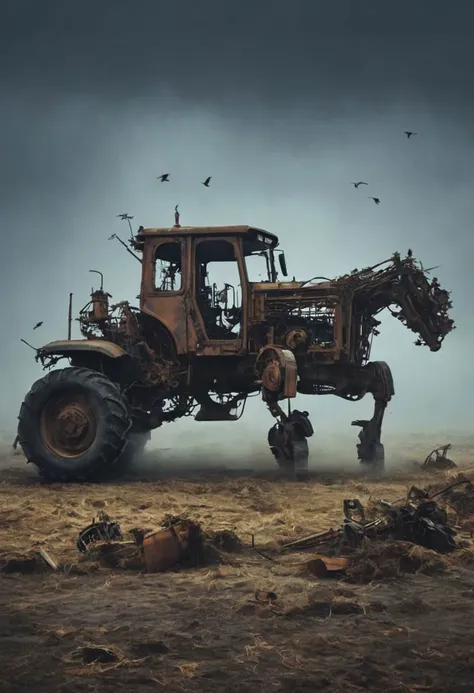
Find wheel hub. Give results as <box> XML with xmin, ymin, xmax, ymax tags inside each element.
<box><xmin>262</xmin><ymin>360</ymin><xmax>282</xmax><ymax>392</ymax></box>
<box><xmin>41</xmin><ymin>395</ymin><xmax>97</xmax><ymax>458</ymax></box>
<box><xmin>58</xmin><ymin>405</ymin><xmax>89</xmax><ymax>440</ymax></box>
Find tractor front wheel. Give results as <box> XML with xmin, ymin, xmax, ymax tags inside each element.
<box><xmin>17</xmin><ymin>367</ymin><xmax>131</xmax><ymax>482</ymax></box>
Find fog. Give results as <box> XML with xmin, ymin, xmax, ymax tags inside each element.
<box><xmin>1</xmin><ymin>1</ymin><xmax>473</xmax><ymax>456</ymax></box>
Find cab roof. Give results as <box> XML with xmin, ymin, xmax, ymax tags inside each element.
<box><xmin>135</xmin><ymin>224</ymin><xmax>279</xmax><ymax>248</ymax></box>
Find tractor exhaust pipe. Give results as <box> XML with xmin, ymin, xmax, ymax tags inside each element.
<box><xmin>68</xmin><ymin>292</ymin><xmax>73</xmax><ymax>340</ymax></box>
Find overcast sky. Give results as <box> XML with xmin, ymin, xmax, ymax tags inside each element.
<box><xmin>0</xmin><ymin>1</ymin><xmax>473</xmax><ymax>456</ymax></box>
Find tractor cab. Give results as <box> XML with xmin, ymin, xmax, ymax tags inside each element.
<box><xmin>133</xmin><ymin>219</ymin><xmax>287</xmax><ymax>357</ymax></box>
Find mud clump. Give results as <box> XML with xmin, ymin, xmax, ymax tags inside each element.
<box><xmin>131</xmin><ymin>641</ymin><xmax>169</xmax><ymax>657</ymax></box>
<box><xmin>283</xmin><ymin>586</ymin><xmax>363</xmax><ymax>619</ymax></box>
<box><xmin>345</xmin><ymin>540</ymin><xmax>448</xmax><ymax>583</ymax></box>
<box><xmin>209</xmin><ymin>530</ymin><xmax>243</xmax><ymax>553</ymax></box>
<box><xmin>1</xmin><ymin>552</ymin><xmax>51</xmax><ymax>575</ymax></box>
<box><xmin>82</xmin><ymin>646</ymin><xmax>118</xmax><ymax>664</ymax></box>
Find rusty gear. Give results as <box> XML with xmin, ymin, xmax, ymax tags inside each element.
<box><xmin>261</xmin><ymin>360</ymin><xmax>282</xmax><ymax>392</ymax></box>
<box><xmin>284</xmin><ymin>328</ymin><xmax>309</xmax><ymax>350</ymax></box>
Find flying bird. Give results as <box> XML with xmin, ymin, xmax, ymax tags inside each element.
<box><xmin>116</xmin><ymin>212</ymin><xmax>134</xmax><ymax>236</ymax></box>
<box><xmin>33</xmin><ymin>321</ymin><xmax>43</xmax><ymax>330</ymax></box>
<box><xmin>157</xmin><ymin>173</ymin><xmax>170</xmax><ymax>182</ymax></box>
<box><xmin>369</xmin><ymin>197</ymin><xmax>380</xmax><ymax>205</ymax></box>
<box><xmin>404</xmin><ymin>131</ymin><xmax>417</xmax><ymax>138</ymax></box>
<box><xmin>202</xmin><ymin>176</ymin><xmax>212</xmax><ymax>187</ymax></box>
<box><xmin>351</xmin><ymin>181</ymin><xmax>368</xmax><ymax>188</ymax></box>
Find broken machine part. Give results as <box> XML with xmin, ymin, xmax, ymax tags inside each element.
<box><xmin>142</xmin><ymin>519</ymin><xmax>203</xmax><ymax>572</ymax></box>
<box><xmin>280</xmin><ymin>482</ymin><xmax>461</xmax><ymax>557</ymax></box>
<box><xmin>422</xmin><ymin>443</ymin><xmax>457</xmax><ymax>471</ymax></box>
<box><xmin>77</xmin><ymin>511</ymin><xmax>122</xmax><ymax>552</ymax></box>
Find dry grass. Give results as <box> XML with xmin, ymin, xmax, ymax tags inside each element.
<box><xmin>0</xmin><ymin>449</ymin><xmax>462</xmax><ymax>564</ymax></box>
<box><xmin>2</xmin><ymin>441</ymin><xmax>474</xmax><ymax>692</ymax></box>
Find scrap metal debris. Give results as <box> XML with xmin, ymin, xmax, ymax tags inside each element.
<box><xmin>142</xmin><ymin>520</ymin><xmax>199</xmax><ymax>573</ymax></box>
<box><xmin>38</xmin><ymin>548</ymin><xmax>59</xmax><ymax>572</ymax></box>
<box><xmin>76</xmin><ymin>512</ymin><xmax>224</xmax><ymax>573</ymax></box>
<box><xmin>280</xmin><ymin>480</ymin><xmax>465</xmax><ymax>560</ymax></box>
<box><xmin>372</xmin><ymin>488</ymin><xmax>457</xmax><ymax>553</ymax></box>
<box><xmin>76</xmin><ymin>541</ymin><xmax>143</xmax><ymax>571</ymax></box>
<box><xmin>67</xmin><ymin>477</ymin><xmax>474</xmax><ymax>582</ymax></box>
<box><xmin>427</xmin><ymin>476</ymin><xmax>474</xmax><ymax>522</ymax></box>
<box><xmin>77</xmin><ymin>511</ymin><xmax>122</xmax><ymax>552</ymax></box>
<box><xmin>304</xmin><ymin>556</ymin><xmax>351</xmax><ymax>578</ymax></box>
<box><xmin>422</xmin><ymin>443</ymin><xmax>457</xmax><ymax>471</ymax></box>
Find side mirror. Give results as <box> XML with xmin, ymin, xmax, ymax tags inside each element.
<box><xmin>278</xmin><ymin>253</ymin><xmax>288</xmax><ymax>277</ymax></box>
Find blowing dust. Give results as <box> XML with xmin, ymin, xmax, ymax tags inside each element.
<box><xmin>131</xmin><ymin>415</ymin><xmax>469</xmax><ymax>477</ymax></box>
<box><xmin>1</xmin><ymin>418</ymin><xmax>468</xmax><ymax>481</ymax></box>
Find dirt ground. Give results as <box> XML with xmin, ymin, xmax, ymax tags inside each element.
<box><xmin>1</xmin><ymin>440</ymin><xmax>474</xmax><ymax>693</ymax></box>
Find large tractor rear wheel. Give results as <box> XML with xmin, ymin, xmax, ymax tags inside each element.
<box><xmin>17</xmin><ymin>367</ymin><xmax>131</xmax><ymax>482</ymax></box>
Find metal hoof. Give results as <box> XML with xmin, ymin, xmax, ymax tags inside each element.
<box><xmin>268</xmin><ymin>418</ymin><xmax>310</xmax><ymax>478</ymax></box>
<box><xmin>270</xmin><ymin>447</ymin><xmax>294</xmax><ymax>471</ymax></box>
<box><xmin>359</xmin><ymin>443</ymin><xmax>385</xmax><ymax>473</ymax></box>
<box><xmin>293</xmin><ymin>439</ymin><xmax>309</xmax><ymax>479</ymax></box>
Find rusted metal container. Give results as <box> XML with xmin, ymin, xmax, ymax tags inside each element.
<box><xmin>306</xmin><ymin>555</ymin><xmax>351</xmax><ymax>578</ymax></box>
<box><xmin>142</xmin><ymin>521</ymin><xmax>192</xmax><ymax>573</ymax></box>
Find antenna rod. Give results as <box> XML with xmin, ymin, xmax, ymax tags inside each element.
<box><xmin>67</xmin><ymin>293</ymin><xmax>73</xmax><ymax>340</ymax></box>
<box><xmin>109</xmin><ymin>234</ymin><xmax>142</xmax><ymax>264</ymax></box>
<box><xmin>20</xmin><ymin>338</ymin><xmax>38</xmax><ymax>351</ymax></box>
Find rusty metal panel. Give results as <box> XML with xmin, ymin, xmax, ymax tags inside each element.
<box><xmin>137</xmin><ymin>225</ymin><xmax>278</xmax><ymax>246</ymax></box>
<box><xmin>281</xmin><ymin>349</ymin><xmax>297</xmax><ymax>398</ymax></box>
<box><xmin>306</xmin><ymin>555</ymin><xmax>351</xmax><ymax>577</ymax></box>
<box><xmin>39</xmin><ymin>339</ymin><xmax>127</xmax><ymax>358</ymax></box>
<box><xmin>142</xmin><ymin>521</ymin><xmax>192</xmax><ymax>573</ymax></box>
<box><xmin>140</xmin><ymin>236</ymin><xmax>195</xmax><ymax>354</ymax></box>
<box><xmin>250</xmin><ymin>291</ymin><xmax>265</xmax><ymax>322</ymax></box>
<box><xmin>256</xmin><ymin>345</ymin><xmax>298</xmax><ymax>400</ymax></box>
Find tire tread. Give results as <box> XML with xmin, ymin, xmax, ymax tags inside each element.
<box><xmin>17</xmin><ymin>367</ymin><xmax>131</xmax><ymax>482</ymax></box>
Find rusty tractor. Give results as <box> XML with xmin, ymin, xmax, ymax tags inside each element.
<box><xmin>16</xmin><ymin>211</ymin><xmax>454</xmax><ymax>481</ymax></box>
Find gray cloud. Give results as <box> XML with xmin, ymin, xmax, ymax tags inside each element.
<box><xmin>1</xmin><ymin>1</ymin><xmax>473</xmax><ymax>113</ymax></box>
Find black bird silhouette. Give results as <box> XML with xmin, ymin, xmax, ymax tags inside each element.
<box><xmin>351</xmin><ymin>181</ymin><xmax>368</xmax><ymax>188</ymax></box>
<box><xmin>404</xmin><ymin>131</ymin><xmax>417</xmax><ymax>138</ymax></box>
<box><xmin>202</xmin><ymin>176</ymin><xmax>212</xmax><ymax>187</ymax></box>
<box><xmin>116</xmin><ymin>212</ymin><xmax>135</xmax><ymax>237</ymax></box>
<box><xmin>407</xmin><ymin>248</ymin><xmax>413</xmax><ymax>257</ymax></box>
<box><xmin>157</xmin><ymin>173</ymin><xmax>170</xmax><ymax>182</ymax></box>
<box><xmin>369</xmin><ymin>197</ymin><xmax>380</xmax><ymax>205</ymax></box>
<box><xmin>33</xmin><ymin>321</ymin><xmax>43</xmax><ymax>330</ymax></box>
